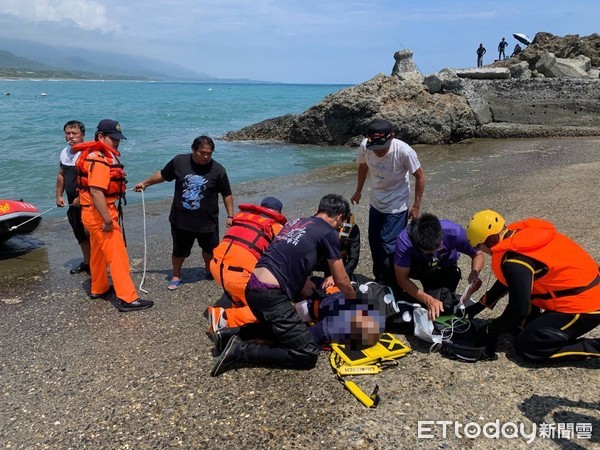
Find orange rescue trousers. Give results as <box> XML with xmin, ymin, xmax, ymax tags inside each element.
<box><xmin>82</xmin><ymin>204</ymin><xmax>138</xmax><ymax>303</ymax></box>
<box><xmin>210</xmin><ymin>244</ymin><xmax>259</xmax><ymax>327</ymax></box>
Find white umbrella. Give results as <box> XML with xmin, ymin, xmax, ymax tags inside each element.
<box><xmin>513</xmin><ymin>33</ymin><xmax>532</xmax><ymax>46</ymax></box>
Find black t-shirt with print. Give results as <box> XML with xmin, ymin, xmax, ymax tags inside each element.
<box><xmin>256</xmin><ymin>216</ymin><xmax>342</xmax><ymax>300</ymax></box>
<box><xmin>161</xmin><ymin>154</ymin><xmax>232</xmax><ymax>233</ymax></box>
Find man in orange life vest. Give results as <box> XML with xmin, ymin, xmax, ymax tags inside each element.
<box><xmin>208</xmin><ymin>197</ymin><xmax>286</xmax><ymax>332</ymax></box>
<box><xmin>465</xmin><ymin>210</ymin><xmax>600</xmax><ymax>362</ymax></box>
<box><xmin>75</xmin><ymin>119</ymin><xmax>153</xmax><ymax>312</ymax></box>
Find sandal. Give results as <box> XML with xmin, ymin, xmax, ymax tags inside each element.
<box><xmin>167</xmin><ymin>279</ymin><xmax>182</xmax><ymax>290</ymax></box>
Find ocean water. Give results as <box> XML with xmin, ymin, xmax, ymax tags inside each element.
<box><xmin>0</xmin><ymin>80</ymin><xmax>355</xmax><ymax>218</ymax></box>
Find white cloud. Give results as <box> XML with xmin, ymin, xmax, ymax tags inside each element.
<box><xmin>0</xmin><ymin>0</ymin><xmax>117</xmax><ymax>31</ymax></box>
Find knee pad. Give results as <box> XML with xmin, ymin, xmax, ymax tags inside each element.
<box><xmin>516</xmin><ymin>327</ymin><xmax>570</xmax><ymax>362</ymax></box>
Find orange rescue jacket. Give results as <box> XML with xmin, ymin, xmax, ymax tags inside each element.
<box><xmin>491</xmin><ymin>218</ymin><xmax>600</xmax><ymax>313</ymax></box>
<box><xmin>74</xmin><ymin>141</ymin><xmax>127</xmax><ymax>202</ymax></box>
<box><xmin>222</xmin><ymin>204</ymin><xmax>287</xmax><ymax>260</ymax></box>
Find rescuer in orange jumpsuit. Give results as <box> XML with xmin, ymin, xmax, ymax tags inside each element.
<box><xmin>75</xmin><ymin>119</ymin><xmax>153</xmax><ymax>312</ymax></box>
<box><xmin>208</xmin><ymin>197</ymin><xmax>286</xmax><ymax>330</ymax></box>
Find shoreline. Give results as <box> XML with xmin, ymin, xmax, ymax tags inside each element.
<box><xmin>1</xmin><ymin>136</ymin><xmax>598</xmax><ymax>448</ymax></box>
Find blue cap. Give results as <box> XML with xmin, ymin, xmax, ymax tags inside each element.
<box><xmin>261</xmin><ymin>197</ymin><xmax>283</xmax><ymax>213</ymax></box>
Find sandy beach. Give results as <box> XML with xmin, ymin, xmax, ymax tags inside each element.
<box><xmin>1</xmin><ymin>137</ymin><xmax>599</xmax><ymax>449</ymax></box>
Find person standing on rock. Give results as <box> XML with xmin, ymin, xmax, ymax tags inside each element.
<box><xmin>498</xmin><ymin>37</ymin><xmax>508</xmax><ymax>60</ymax></box>
<box><xmin>350</xmin><ymin>119</ymin><xmax>425</xmax><ymax>284</ymax></box>
<box><xmin>476</xmin><ymin>43</ymin><xmax>486</xmax><ymax>67</ymax></box>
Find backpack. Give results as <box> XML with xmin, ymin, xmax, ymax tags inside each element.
<box><xmin>434</xmin><ymin>316</ymin><xmax>490</xmax><ymax>363</ymax></box>
<box><xmin>415</xmin><ymin>288</ymin><xmax>489</xmax><ymax>362</ymax></box>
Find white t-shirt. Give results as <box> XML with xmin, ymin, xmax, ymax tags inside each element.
<box><xmin>357</xmin><ymin>138</ymin><xmax>421</xmax><ymax>214</ymax></box>
<box><xmin>59</xmin><ymin>146</ymin><xmax>80</xmax><ymax>167</ymax></box>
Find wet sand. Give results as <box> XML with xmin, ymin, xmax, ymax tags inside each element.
<box><xmin>1</xmin><ymin>137</ymin><xmax>599</xmax><ymax>448</ymax></box>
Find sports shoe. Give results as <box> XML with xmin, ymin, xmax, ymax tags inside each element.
<box><xmin>88</xmin><ymin>286</ymin><xmax>114</xmax><ymax>299</ymax></box>
<box><xmin>210</xmin><ymin>335</ymin><xmax>241</xmax><ymax>377</ymax></box>
<box><xmin>70</xmin><ymin>262</ymin><xmax>90</xmax><ymax>275</ymax></box>
<box><xmin>207</xmin><ymin>306</ymin><xmax>227</xmax><ymax>334</ymax></box>
<box><xmin>117</xmin><ymin>298</ymin><xmax>154</xmax><ymax>312</ymax></box>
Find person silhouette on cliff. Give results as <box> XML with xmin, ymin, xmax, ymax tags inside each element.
<box><xmin>476</xmin><ymin>43</ymin><xmax>486</xmax><ymax>67</ymax></box>
<box><xmin>498</xmin><ymin>37</ymin><xmax>508</xmax><ymax>60</ymax></box>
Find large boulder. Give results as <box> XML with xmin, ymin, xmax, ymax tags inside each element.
<box><xmin>223</xmin><ymin>74</ymin><xmax>476</xmax><ymax>145</ymax></box>
<box><xmin>222</xmin><ymin>114</ymin><xmax>296</xmax><ymax>141</ymax></box>
<box><xmin>535</xmin><ymin>53</ymin><xmax>590</xmax><ymax>78</ymax></box>
<box><xmin>509</xmin><ymin>61</ymin><xmax>532</xmax><ymax>79</ymax></box>
<box><xmin>443</xmin><ymin>78</ymin><xmax>493</xmax><ymax>125</ymax></box>
<box><xmin>527</xmin><ymin>32</ymin><xmax>600</xmax><ymax>67</ymax></box>
<box><xmin>391</xmin><ymin>50</ymin><xmax>423</xmax><ymax>83</ymax></box>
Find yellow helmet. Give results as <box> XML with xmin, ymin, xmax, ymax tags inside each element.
<box><xmin>466</xmin><ymin>210</ymin><xmax>505</xmax><ymax>246</ymax></box>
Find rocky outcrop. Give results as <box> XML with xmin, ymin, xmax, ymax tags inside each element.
<box><xmin>525</xmin><ymin>32</ymin><xmax>600</xmax><ymax>67</ymax></box>
<box><xmin>535</xmin><ymin>53</ymin><xmax>591</xmax><ymax>78</ymax></box>
<box><xmin>391</xmin><ymin>50</ymin><xmax>423</xmax><ymax>83</ymax></box>
<box><xmin>446</xmin><ymin>78</ymin><xmax>600</xmax><ymax>128</ymax></box>
<box><xmin>223</xmin><ymin>32</ymin><xmax>600</xmax><ymax>146</ymax></box>
<box><xmin>225</xmin><ymin>74</ymin><xmax>476</xmax><ymax>145</ymax></box>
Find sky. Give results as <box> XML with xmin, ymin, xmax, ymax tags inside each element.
<box><xmin>0</xmin><ymin>0</ymin><xmax>598</xmax><ymax>84</ymax></box>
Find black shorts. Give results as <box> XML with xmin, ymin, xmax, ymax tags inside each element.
<box><xmin>67</xmin><ymin>205</ymin><xmax>89</xmax><ymax>244</ymax></box>
<box><xmin>170</xmin><ymin>224</ymin><xmax>219</xmax><ymax>258</ymax></box>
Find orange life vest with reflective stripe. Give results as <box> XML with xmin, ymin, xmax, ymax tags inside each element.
<box><xmin>222</xmin><ymin>204</ymin><xmax>287</xmax><ymax>260</ymax></box>
<box><xmin>491</xmin><ymin>218</ymin><xmax>600</xmax><ymax>313</ymax></box>
<box><xmin>74</xmin><ymin>141</ymin><xmax>127</xmax><ymax>201</ymax></box>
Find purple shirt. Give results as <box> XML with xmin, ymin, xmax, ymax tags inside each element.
<box><xmin>394</xmin><ymin>219</ymin><xmax>477</xmax><ymax>268</ymax></box>
<box><xmin>256</xmin><ymin>216</ymin><xmax>341</xmax><ymax>300</ymax></box>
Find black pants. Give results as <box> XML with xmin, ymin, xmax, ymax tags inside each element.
<box><xmin>516</xmin><ymin>310</ymin><xmax>600</xmax><ymax>362</ymax></box>
<box><xmin>242</xmin><ymin>287</ymin><xmax>320</xmax><ymax>370</ymax></box>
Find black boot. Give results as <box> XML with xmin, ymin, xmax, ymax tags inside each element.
<box><xmin>213</xmin><ymin>326</ymin><xmax>240</xmax><ymax>353</ymax></box>
<box><xmin>210</xmin><ymin>336</ymin><xmax>318</xmax><ymax>377</ymax></box>
<box><xmin>211</xmin><ymin>336</ymin><xmax>244</xmax><ymax>377</ymax></box>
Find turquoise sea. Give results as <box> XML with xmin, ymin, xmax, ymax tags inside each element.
<box><xmin>0</xmin><ymin>80</ymin><xmax>355</xmax><ymax>218</ymax></box>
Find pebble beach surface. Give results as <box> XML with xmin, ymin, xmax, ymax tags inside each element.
<box><xmin>1</xmin><ymin>137</ymin><xmax>599</xmax><ymax>449</ymax></box>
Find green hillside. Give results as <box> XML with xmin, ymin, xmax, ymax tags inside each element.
<box><xmin>0</xmin><ymin>49</ymin><xmax>150</xmax><ymax>80</ymax></box>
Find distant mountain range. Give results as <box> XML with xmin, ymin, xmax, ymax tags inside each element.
<box><xmin>0</xmin><ymin>37</ymin><xmax>261</xmax><ymax>82</ymax></box>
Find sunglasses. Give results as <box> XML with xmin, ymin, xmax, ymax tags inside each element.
<box><xmin>367</xmin><ymin>133</ymin><xmax>392</xmax><ymax>146</ymax></box>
